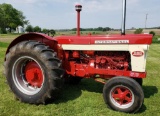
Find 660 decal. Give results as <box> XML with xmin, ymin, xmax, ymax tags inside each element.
<box><xmin>132</xmin><ymin>51</ymin><xmax>144</xmax><ymax>57</ymax></box>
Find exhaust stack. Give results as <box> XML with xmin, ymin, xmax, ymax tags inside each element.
<box><xmin>121</xmin><ymin>0</ymin><xmax>127</xmax><ymax>35</ymax></box>
<box><xmin>75</xmin><ymin>4</ymin><xmax>82</xmax><ymax>36</ymax></box>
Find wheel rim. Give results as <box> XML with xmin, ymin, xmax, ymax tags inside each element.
<box><xmin>25</xmin><ymin>61</ymin><xmax>43</xmax><ymax>88</ymax></box>
<box><xmin>12</xmin><ymin>56</ymin><xmax>44</xmax><ymax>95</ymax></box>
<box><xmin>110</xmin><ymin>85</ymin><xmax>134</xmax><ymax>109</ymax></box>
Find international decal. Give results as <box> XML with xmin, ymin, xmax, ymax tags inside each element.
<box><xmin>95</xmin><ymin>40</ymin><xmax>129</xmax><ymax>44</ymax></box>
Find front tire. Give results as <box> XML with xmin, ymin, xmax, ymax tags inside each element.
<box><xmin>5</xmin><ymin>41</ymin><xmax>65</xmax><ymax>104</ymax></box>
<box><xmin>103</xmin><ymin>76</ymin><xmax>144</xmax><ymax>113</ymax></box>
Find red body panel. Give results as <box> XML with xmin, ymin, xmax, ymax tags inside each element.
<box><xmin>56</xmin><ymin>34</ymin><xmax>152</xmax><ymax>45</ymax></box>
<box><xmin>65</xmin><ymin>61</ymin><xmax>146</xmax><ymax>79</ymax></box>
<box><xmin>6</xmin><ymin>33</ymin><xmax>152</xmax><ymax>55</ymax></box>
<box><xmin>5</xmin><ymin>33</ymin><xmax>153</xmax><ymax>82</ymax></box>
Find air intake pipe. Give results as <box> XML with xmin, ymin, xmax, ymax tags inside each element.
<box><xmin>121</xmin><ymin>0</ymin><xmax>126</xmax><ymax>35</ymax></box>
<box><xmin>75</xmin><ymin>4</ymin><xmax>82</xmax><ymax>36</ymax></box>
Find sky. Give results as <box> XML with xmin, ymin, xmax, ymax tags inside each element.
<box><xmin>0</xmin><ymin>0</ymin><xmax>160</xmax><ymax>29</ymax></box>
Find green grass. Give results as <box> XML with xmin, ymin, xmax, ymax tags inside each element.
<box><xmin>0</xmin><ymin>33</ymin><xmax>21</xmax><ymax>43</ymax></box>
<box><xmin>152</xmin><ymin>35</ymin><xmax>160</xmax><ymax>43</ymax></box>
<box><xmin>0</xmin><ymin>40</ymin><xmax>160</xmax><ymax>115</ymax></box>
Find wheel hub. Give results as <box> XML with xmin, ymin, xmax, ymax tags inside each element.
<box><xmin>25</xmin><ymin>61</ymin><xmax>43</xmax><ymax>88</ymax></box>
<box><xmin>112</xmin><ymin>87</ymin><xmax>132</xmax><ymax>105</ymax></box>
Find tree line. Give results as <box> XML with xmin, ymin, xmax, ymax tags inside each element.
<box><xmin>25</xmin><ymin>25</ymin><xmax>56</xmax><ymax>36</ymax></box>
<box><xmin>0</xmin><ymin>3</ymin><xmax>28</xmax><ymax>34</ymax></box>
<box><xmin>71</xmin><ymin>27</ymin><xmax>112</xmax><ymax>32</ymax></box>
<box><xmin>0</xmin><ymin>3</ymin><xmax>56</xmax><ymax>35</ymax></box>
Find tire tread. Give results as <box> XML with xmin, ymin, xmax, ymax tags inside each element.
<box><xmin>5</xmin><ymin>40</ymin><xmax>65</xmax><ymax>104</ymax></box>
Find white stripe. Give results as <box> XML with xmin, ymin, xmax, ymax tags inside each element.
<box><xmin>61</xmin><ymin>45</ymin><xmax>129</xmax><ymax>51</ymax></box>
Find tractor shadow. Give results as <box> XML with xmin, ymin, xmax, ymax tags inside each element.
<box><xmin>47</xmin><ymin>78</ymin><xmax>103</xmax><ymax>104</ymax></box>
<box><xmin>143</xmin><ymin>86</ymin><xmax>158</xmax><ymax>98</ymax></box>
<box><xmin>47</xmin><ymin>80</ymin><xmax>158</xmax><ymax>114</ymax></box>
<box><xmin>137</xmin><ymin>85</ymin><xmax>158</xmax><ymax>113</ymax></box>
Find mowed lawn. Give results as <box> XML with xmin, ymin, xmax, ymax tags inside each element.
<box><xmin>0</xmin><ymin>35</ymin><xmax>160</xmax><ymax>115</ymax></box>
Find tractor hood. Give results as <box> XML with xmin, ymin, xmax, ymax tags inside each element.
<box><xmin>55</xmin><ymin>34</ymin><xmax>152</xmax><ymax>45</ymax></box>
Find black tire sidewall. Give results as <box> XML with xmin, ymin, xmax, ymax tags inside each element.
<box><xmin>7</xmin><ymin>51</ymin><xmax>51</xmax><ymax>103</ymax></box>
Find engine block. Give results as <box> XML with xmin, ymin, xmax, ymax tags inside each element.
<box><xmin>65</xmin><ymin>51</ymin><xmax>130</xmax><ymax>70</ymax></box>
<box><xmin>94</xmin><ymin>51</ymin><xmax>130</xmax><ymax>70</ymax></box>
<box><xmin>64</xmin><ymin>50</ymin><xmax>136</xmax><ymax>78</ymax></box>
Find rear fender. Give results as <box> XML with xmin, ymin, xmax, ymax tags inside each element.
<box><xmin>5</xmin><ymin>33</ymin><xmax>58</xmax><ymax>60</ymax></box>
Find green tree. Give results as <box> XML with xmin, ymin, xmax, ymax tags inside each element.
<box><xmin>42</xmin><ymin>28</ymin><xmax>50</xmax><ymax>35</ymax></box>
<box><xmin>0</xmin><ymin>5</ymin><xmax>6</xmax><ymax>33</ymax></box>
<box><xmin>49</xmin><ymin>29</ymin><xmax>56</xmax><ymax>36</ymax></box>
<box><xmin>0</xmin><ymin>3</ymin><xmax>29</xmax><ymax>33</ymax></box>
<box><xmin>97</xmin><ymin>27</ymin><xmax>103</xmax><ymax>31</ymax></box>
<box><xmin>25</xmin><ymin>25</ymin><xmax>33</xmax><ymax>32</ymax></box>
<box><xmin>134</xmin><ymin>28</ymin><xmax>143</xmax><ymax>34</ymax></box>
<box><xmin>42</xmin><ymin>28</ymin><xmax>49</xmax><ymax>33</ymax></box>
<box><xmin>149</xmin><ymin>31</ymin><xmax>156</xmax><ymax>36</ymax></box>
<box><xmin>33</xmin><ymin>26</ymin><xmax>41</xmax><ymax>32</ymax></box>
<box><xmin>71</xmin><ymin>28</ymin><xmax>76</xmax><ymax>31</ymax></box>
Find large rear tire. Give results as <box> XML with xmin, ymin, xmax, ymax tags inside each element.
<box><xmin>103</xmin><ymin>76</ymin><xmax>144</xmax><ymax>113</ymax></box>
<box><xmin>4</xmin><ymin>41</ymin><xmax>65</xmax><ymax>104</ymax></box>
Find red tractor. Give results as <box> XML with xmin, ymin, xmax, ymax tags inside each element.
<box><xmin>4</xmin><ymin>0</ymin><xmax>152</xmax><ymax>113</ymax></box>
